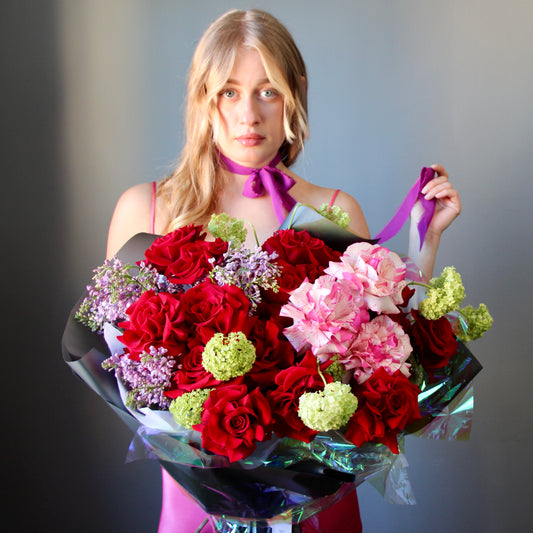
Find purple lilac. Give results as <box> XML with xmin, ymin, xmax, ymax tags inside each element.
<box><xmin>103</xmin><ymin>346</ymin><xmax>175</xmax><ymax>409</ymax></box>
<box><xmin>210</xmin><ymin>247</ymin><xmax>280</xmax><ymax>312</ymax></box>
<box><xmin>76</xmin><ymin>258</ymin><xmax>164</xmax><ymax>332</ymax></box>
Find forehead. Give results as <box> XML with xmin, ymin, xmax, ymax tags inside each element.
<box><xmin>227</xmin><ymin>47</ymin><xmax>270</xmax><ymax>81</ymax></box>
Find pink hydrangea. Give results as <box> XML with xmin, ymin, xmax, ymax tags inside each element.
<box><xmin>280</xmin><ymin>275</ymin><xmax>369</xmax><ymax>361</ymax></box>
<box><xmin>339</xmin><ymin>315</ymin><xmax>412</xmax><ymax>384</ymax></box>
<box><xmin>325</xmin><ymin>242</ymin><xmax>407</xmax><ymax>314</ymax></box>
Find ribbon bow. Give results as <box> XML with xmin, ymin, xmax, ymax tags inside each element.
<box><xmin>219</xmin><ymin>152</ymin><xmax>296</xmax><ymax>224</ymax></box>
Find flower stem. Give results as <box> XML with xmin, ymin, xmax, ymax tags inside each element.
<box><xmin>408</xmin><ymin>281</ymin><xmax>430</xmax><ymax>290</ymax></box>
<box><xmin>316</xmin><ymin>359</ymin><xmax>328</xmax><ymax>387</ymax></box>
<box><xmin>287</xmin><ymin>203</ymin><xmax>321</xmax><ymax>229</ymax></box>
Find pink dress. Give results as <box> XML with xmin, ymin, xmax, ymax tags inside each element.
<box><xmin>152</xmin><ymin>183</ymin><xmax>362</xmax><ymax>533</ymax></box>
<box><xmin>158</xmin><ymin>467</ymin><xmax>362</xmax><ymax>533</ymax></box>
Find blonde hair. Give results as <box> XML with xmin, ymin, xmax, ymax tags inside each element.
<box><xmin>159</xmin><ymin>9</ymin><xmax>309</xmax><ymax>232</ymax></box>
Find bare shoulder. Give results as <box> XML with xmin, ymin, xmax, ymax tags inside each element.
<box><xmin>106</xmin><ymin>182</ymin><xmax>153</xmax><ymax>259</ymax></box>
<box><xmin>328</xmin><ymin>189</ymin><xmax>370</xmax><ymax>239</ymax></box>
<box><xmin>290</xmin><ymin>175</ymin><xmax>370</xmax><ymax>239</ymax></box>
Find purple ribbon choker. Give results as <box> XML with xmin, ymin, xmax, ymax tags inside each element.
<box><xmin>219</xmin><ymin>152</ymin><xmax>297</xmax><ymax>224</ymax></box>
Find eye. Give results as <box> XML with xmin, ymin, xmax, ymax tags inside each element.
<box><xmin>260</xmin><ymin>88</ymin><xmax>278</xmax><ymax>98</ymax></box>
<box><xmin>220</xmin><ymin>88</ymin><xmax>237</xmax><ymax>98</ymax></box>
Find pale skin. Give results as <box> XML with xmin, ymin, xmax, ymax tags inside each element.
<box><xmin>107</xmin><ymin>48</ymin><xmax>461</xmax><ymax>279</ymax></box>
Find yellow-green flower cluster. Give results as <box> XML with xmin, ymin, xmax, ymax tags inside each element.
<box><xmin>324</xmin><ymin>359</ymin><xmax>346</xmax><ymax>382</ymax></box>
<box><xmin>202</xmin><ymin>332</ymin><xmax>256</xmax><ymax>381</ymax></box>
<box><xmin>317</xmin><ymin>204</ymin><xmax>351</xmax><ymax>229</ymax></box>
<box><xmin>298</xmin><ymin>382</ymin><xmax>358</xmax><ymax>432</ymax></box>
<box><xmin>169</xmin><ymin>388</ymin><xmax>211</xmax><ymax>429</ymax></box>
<box><xmin>457</xmin><ymin>303</ymin><xmax>493</xmax><ymax>342</ymax></box>
<box><xmin>419</xmin><ymin>266</ymin><xmax>465</xmax><ymax>320</ymax></box>
<box><xmin>208</xmin><ymin>213</ymin><xmax>247</xmax><ymax>248</ymax></box>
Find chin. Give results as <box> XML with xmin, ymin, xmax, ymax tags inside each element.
<box><xmin>233</xmin><ymin>146</ymin><xmax>279</xmax><ymax>168</ymax></box>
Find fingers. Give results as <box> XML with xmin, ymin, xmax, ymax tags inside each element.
<box><xmin>424</xmin><ymin>180</ymin><xmax>457</xmax><ymax>200</ymax></box>
<box><xmin>430</xmin><ymin>163</ymin><xmax>448</xmax><ymax>177</ymax></box>
<box><xmin>420</xmin><ymin>164</ymin><xmax>461</xmax><ymax>215</ymax></box>
<box><xmin>421</xmin><ymin>165</ymin><xmax>455</xmax><ymax>199</ymax></box>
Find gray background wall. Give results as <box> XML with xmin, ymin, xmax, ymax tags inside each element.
<box><xmin>3</xmin><ymin>0</ymin><xmax>532</xmax><ymax>531</ymax></box>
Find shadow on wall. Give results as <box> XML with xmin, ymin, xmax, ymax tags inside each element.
<box><xmin>2</xmin><ymin>3</ymin><xmax>160</xmax><ymax>532</ymax></box>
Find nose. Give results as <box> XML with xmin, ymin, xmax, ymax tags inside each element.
<box><xmin>239</xmin><ymin>94</ymin><xmax>260</xmax><ymax>125</ymax></box>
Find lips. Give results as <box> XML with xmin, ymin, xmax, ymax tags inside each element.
<box><xmin>236</xmin><ymin>133</ymin><xmax>265</xmax><ymax>146</ymax></box>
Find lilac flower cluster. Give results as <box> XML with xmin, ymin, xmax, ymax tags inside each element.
<box><xmin>209</xmin><ymin>246</ymin><xmax>280</xmax><ymax>312</ymax></box>
<box><xmin>102</xmin><ymin>346</ymin><xmax>175</xmax><ymax>409</ymax></box>
<box><xmin>76</xmin><ymin>258</ymin><xmax>162</xmax><ymax>333</ymax></box>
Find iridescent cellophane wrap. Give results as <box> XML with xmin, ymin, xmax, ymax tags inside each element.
<box><xmin>62</xmin><ymin>204</ymin><xmax>482</xmax><ymax>531</ymax></box>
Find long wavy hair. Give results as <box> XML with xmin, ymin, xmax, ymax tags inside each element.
<box><xmin>159</xmin><ymin>9</ymin><xmax>309</xmax><ymax>232</ymax></box>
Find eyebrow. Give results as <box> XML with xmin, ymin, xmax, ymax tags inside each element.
<box><xmin>225</xmin><ymin>77</ymin><xmax>271</xmax><ymax>86</ymax></box>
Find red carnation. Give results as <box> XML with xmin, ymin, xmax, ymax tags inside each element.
<box><xmin>267</xmin><ymin>351</ymin><xmax>332</xmax><ymax>442</ymax></box>
<box><xmin>244</xmin><ymin>316</ymin><xmax>296</xmax><ymax>389</ymax></box>
<box><xmin>262</xmin><ymin>229</ymin><xmax>341</xmax><ymax>284</ymax></box>
<box><xmin>345</xmin><ymin>368</ymin><xmax>421</xmax><ymax>453</ymax></box>
<box><xmin>410</xmin><ymin>310</ymin><xmax>458</xmax><ymax>382</ymax></box>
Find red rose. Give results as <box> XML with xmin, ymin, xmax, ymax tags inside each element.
<box><xmin>195</xmin><ymin>383</ymin><xmax>273</xmax><ymax>462</ymax></box>
<box><xmin>181</xmin><ymin>280</ymin><xmax>252</xmax><ymax>344</ymax></box>
<box><xmin>144</xmin><ymin>225</ymin><xmax>228</xmax><ymax>285</ymax></box>
<box><xmin>345</xmin><ymin>368</ymin><xmax>421</xmax><ymax>453</ymax></box>
<box><xmin>165</xmin><ymin>342</ymin><xmax>221</xmax><ymax>398</ymax></box>
<box><xmin>410</xmin><ymin>310</ymin><xmax>458</xmax><ymax>382</ymax></box>
<box><xmin>262</xmin><ymin>229</ymin><xmax>341</xmax><ymax>283</ymax></box>
<box><xmin>244</xmin><ymin>316</ymin><xmax>296</xmax><ymax>389</ymax></box>
<box><xmin>118</xmin><ymin>290</ymin><xmax>187</xmax><ymax>360</ymax></box>
<box><xmin>267</xmin><ymin>351</ymin><xmax>332</xmax><ymax>442</ymax></box>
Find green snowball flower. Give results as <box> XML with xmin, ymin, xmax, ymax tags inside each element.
<box><xmin>419</xmin><ymin>266</ymin><xmax>465</xmax><ymax>320</ymax></box>
<box><xmin>457</xmin><ymin>303</ymin><xmax>493</xmax><ymax>342</ymax></box>
<box><xmin>324</xmin><ymin>359</ymin><xmax>346</xmax><ymax>383</ymax></box>
<box><xmin>208</xmin><ymin>213</ymin><xmax>247</xmax><ymax>248</ymax></box>
<box><xmin>317</xmin><ymin>204</ymin><xmax>351</xmax><ymax>229</ymax></box>
<box><xmin>202</xmin><ymin>332</ymin><xmax>256</xmax><ymax>381</ymax></box>
<box><xmin>169</xmin><ymin>388</ymin><xmax>212</xmax><ymax>429</ymax></box>
<box><xmin>298</xmin><ymin>382</ymin><xmax>358</xmax><ymax>432</ymax></box>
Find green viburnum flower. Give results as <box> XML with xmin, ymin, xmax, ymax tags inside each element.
<box><xmin>208</xmin><ymin>213</ymin><xmax>247</xmax><ymax>248</ymax></box>
<box><xmin>317</xmin><ymin>204</ymin><xmax>351</xmax><ymax>229</ymax></box>
<box><xmin>419</xmin><ymin>266</ymin><xmax>465</xmax><ymax>320</ymax></box>
<box><xmin>457</xmin><ymin>303</ymin><xmax>493</xmax><ymax>342</ymax></box>
<box><xmin>169</xmin><ymin>388</ymin><xmax>212</xmax><ymax>429</ymax></box>
<box><xmin>324</xmin><ymin>359</ymin><xmax>346</xmax><ymax>383</ymax></box>
<box><xmin>202</xmin><ymin>332</ymin><xmax>256</xmax><ymax>381</ymax></box>
<box><xmin>298</xmin><ymin>382</ymin><xmax>358</xmax><ymax>432</ymax></box>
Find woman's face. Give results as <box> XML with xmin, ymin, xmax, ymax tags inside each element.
<box><xmin>215</xmin><ymin>47</ymin><xmax>285</xmax><ymax>168</ymax></box>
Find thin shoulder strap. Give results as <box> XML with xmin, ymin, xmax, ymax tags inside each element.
<box><xmin>329</xmin><ymin>189</ymin><xmax>341</xmax><ymax>209</ymax></box>
<box><xmin>150</xmin><ymin>181</ymin><xmax>156</xmax><ymax>234</ymax></box>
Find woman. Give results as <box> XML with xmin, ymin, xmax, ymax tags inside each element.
<box><xmin>106</xmin><ymin>9</ymin><xmax>461</xmax><ymax>533</ymax></box>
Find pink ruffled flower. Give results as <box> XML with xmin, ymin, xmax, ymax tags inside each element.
<box><xmin>325</xmin><ymin>242</ymin><xmax>407</xmax><ymax>314</ymax></box>
<box><xmin>280</xmin><ymin>275</ymin><xmax>369</xmax><ymax>361</ymax></box>
<box><xmin>339</xmin><ymin>315</ymin><xmax>412</xmax><ymax>384</ymax></box>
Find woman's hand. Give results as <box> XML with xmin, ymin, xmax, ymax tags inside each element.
<box><xmin>408</xmin><ymin>164</ymin><xmax>461</xmax><ymax>280</ymax></box>
<box><xmin>412</xmin><ymin>164</ymin><xmax>462</xmax><ymax>238</ymax></box>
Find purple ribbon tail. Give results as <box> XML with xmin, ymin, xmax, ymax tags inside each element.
<box><xmin>374</xmin><ymin>167</ymin><xmax>436</xmax><ymax>249</ymax></box>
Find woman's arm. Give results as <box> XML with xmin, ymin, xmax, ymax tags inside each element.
<box><xmin>408</xmin><ymin>164</ymin><xmax>461</xmax><ymax>280</ymax></box>
<box><xmin>106</xmin><ymin>182</ymin><xmax>153</xmax><ymax>259</ymax></box>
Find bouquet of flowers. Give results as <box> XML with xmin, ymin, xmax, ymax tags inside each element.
<box><xmin>63</xmin><ymin>203</ymin><xmax>490</xmax><ymax>528</ymax></box>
